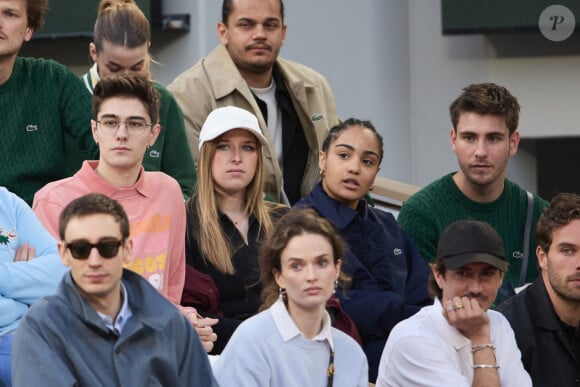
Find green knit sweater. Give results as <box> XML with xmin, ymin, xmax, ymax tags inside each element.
<box><xmin>398</xmin><ymin>173</ymin><xmax>549</xmax><ymax>286</ymax></box>
<box><xmin>0</xmin><ymin>57</ymin><xmax>97</xmax><ymax>205</ymax></box>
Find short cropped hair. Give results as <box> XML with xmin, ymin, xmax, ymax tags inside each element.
<box><xmin>59</xmin><ymin>193</ymin><xmax>130</xmax><ymax>241</ymax></box>
<box><xmin>92</xmin><ymin>73</ymin><xmax>160</xmax><ymax>125</ymax></box>
<box><xmin>222</xmin><ymin>0</ymin><xmax>284</xmax><ymax>24</ymax></box>
<box><xmin>449</xmin><ymin>83</ymin><xmax>520</xmax><ymax>135</ymax></box>
<box><xmin>536</xmin><ymin>192</ymin><xmax>580</xmax><ymax>253</ymax></box>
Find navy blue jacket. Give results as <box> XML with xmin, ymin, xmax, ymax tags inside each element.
<box><xmin>296</xmin><ymin>184</ymin><xmax>432</xmax><ymax>344</ymax></box>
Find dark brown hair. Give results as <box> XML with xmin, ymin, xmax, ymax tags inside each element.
<box><xmin>59</xmin><ymin>193</ymin><xmax>130</xmax><ymax>241</ymax></box>
<box><xmin>449</xmin><ymin>83</ymin><xmax>520</xmax><ymax>135</ymax></box>
<box><xmin>92</xmin><ymin>73</ymin><xmax>160</xmax><ymax>125</ymax></box>
<box><xmin>222</xmin><ymin>0</ymin><xmax>284</xmax><ymax>24</ymax></box>
<box><xmin>26</xmin><ymin>0</ymin><xmax>49</xmax><ymax>30</ymax></box>
<box><xmin>536</xmin><ymin>192</ymin><xmax>580</xmax><ymax>253</ymax></box>
<box><xmin>93</xmin><ymin>0</ymin><xmax>150</xmax><ymax>52</ymax></box>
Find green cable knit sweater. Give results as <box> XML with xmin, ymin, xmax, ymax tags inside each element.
<box><xmin>0</xmin><ymin>57</ymin><xmax>97</xmax><ymax>205</ymax></box>
<box><xmin>398</xmin><ymin>173</ymin><xmax>549</xmax><ymax>286</ymax></box>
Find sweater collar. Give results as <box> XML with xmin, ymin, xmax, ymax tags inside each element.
<box><xmin>270</xmin><ymin>298</ymin><xmax>335</xmax><ymax>351</ymax></box>
<box><xmin>78</xmin><ymin>160</ymin><xmax>149</xmax><ymax>198</ymax></box>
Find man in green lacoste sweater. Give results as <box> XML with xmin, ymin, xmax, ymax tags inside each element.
<box><xmin>0</xmin><ymin>0</ymin><xmax>97</xmax><ymax>205</ymax></box>
<box><xmin>398</xmin><ymin>83</ymin><xmax>548</xmax><ymax>301</ymax></box>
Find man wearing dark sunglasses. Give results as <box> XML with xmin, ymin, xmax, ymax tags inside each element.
<box><xmin>12</xmin><ymin>193</ymin><xmax>218</xmax><ymax>386</ymax></box>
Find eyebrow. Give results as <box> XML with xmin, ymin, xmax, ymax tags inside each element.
<box><xmin>105</xmin><ymin>59</ymin><xmax>145</xmax><ymax>68</ymax></box>
<box><xmin>334</xmin><ymin>143</ymin><xmax>380</xmax><ymax>158</ymax></box>
<box><xmin>99</xmin><ymin>114</ymin><xmax>147</xmax><ymax>121</ymax></box>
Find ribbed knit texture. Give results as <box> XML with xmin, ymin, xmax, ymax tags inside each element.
<box><xmin>0</xmin><ymin>57</ymin><xmax>96</xmax><ymax>205</ymax></box>
<box><xmin>398</xmin><ymin>173</ymin><xmax>549</xmax><ymax>285</ymax></box>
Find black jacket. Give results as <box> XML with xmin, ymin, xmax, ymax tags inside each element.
<box><xmin>497</xmin><ymin>277</ymin><xmax>580</xmax><ymax>387</ymax></box>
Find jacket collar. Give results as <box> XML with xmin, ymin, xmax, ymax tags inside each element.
<box><xmin>527</xmin><ymin>276</ymin><xmax>567</xmax><ymax>331</ymax></box>
<box><xmin>300</xmin><ymin>183</ymin><xmax>368</xmax><ymax>230</ymax></box>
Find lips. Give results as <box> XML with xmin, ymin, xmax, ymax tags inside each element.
<box><xmin>85</xmin><ymin>273</ymin><xmax>108</xmax><ymax>282</ymax></box>
<box><xmin>227</xmin><ymin>169</ymin><xmax>245</xmax><ymax>174</ymax></box>
<box><xmin>247</xmin><ymin>43</ymin><xmax>271</xmax><ymax>51</ymax></box>
<box><xmin>342</xmin><ymin>178</ymin><xmax>360</xmax><ymax>189</ymax></box>
<box><xmin>304</xmin><ymin>286</ymin><xmax>322</xmax><ymax>295</ymax></box>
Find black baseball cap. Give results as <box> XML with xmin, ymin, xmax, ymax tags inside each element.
<box><xmin>436</xmin><ymin>219</ymin><xmax>509</xmax><ymax>272</ymax></box>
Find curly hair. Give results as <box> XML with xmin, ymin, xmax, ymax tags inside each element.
<box><xmin>536</xmin><ymin>192</ymin><xmax>580</xmax><ymax>253</ymax></box>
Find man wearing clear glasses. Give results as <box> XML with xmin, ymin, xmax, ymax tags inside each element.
<box><xmin>13</xmin><ymin>193</ymin><xmax>218</xmax><ymax>386</ymax></box>
<box><xmin>32</xmin><ymin>73</ymin><xmax>218</xmax><ymax>352</ymax></box>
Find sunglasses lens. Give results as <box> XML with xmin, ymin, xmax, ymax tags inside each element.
<box><xmin>67</xmin><ymin>240</ymin><xmax>121</xmax><ymax>259</ymax></box>
<box><xmin>68</xmin><ymin>243</ymin><xmax>92</xmax><ymax>259</ymax></box>
<box><xmin>97</xmin><ymin>241</ymin><xmax>121</xmax><ymax>258</ymax></box>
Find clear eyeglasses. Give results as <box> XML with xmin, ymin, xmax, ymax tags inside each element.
<box><xmin>96</xmin><ymin>118</ymin><xmax>152</xmax><ymax>135</ymax></box>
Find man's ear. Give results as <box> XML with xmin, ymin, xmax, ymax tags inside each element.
<box><xmin>537</xmin><ymin>245</ymin><xmax>548</xmax><ymax>271</ymax></box>
<box><xmin>217</xmin><ymin>22</ymin><xmax>228</xmax><ymax>45</ymax></box>
<box><xmin>58</xmin><ymin>241</ymin><xmax>71</xmax><ymax>267</ymax></box>
<box><xmin>450</xmin><ymin>128</ymin><xmax>457</xmax><ymax>153</ymax></box>
<box><xmin>509</xmin><ymin>131</ymin><xmax>520</xmax><ymax>156</ymax></box>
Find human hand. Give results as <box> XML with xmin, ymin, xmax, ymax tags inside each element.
<box><xmin>443</xmin><ymin>296</ymin><xmax>491</xmax><ymax>343</ymax></box>
<box><xmin>14</xmin><ymin>243</ymin><xmax>36</xmax><ymax>262</ymax></box>
<box><xmin>186</xmin><ymin>311</ymin><xmax>218</xmax><ymax>353</ymax></box>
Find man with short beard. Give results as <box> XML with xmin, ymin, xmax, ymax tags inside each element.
<box><xmin>498</xmin><ymin>192</ymin><xmax>580</xmax><ymax>387</ymax></box>
<box><xmin>169</xmin><ymin>0</ymin><xmax>339</xmax><ymax>205</ymax></box>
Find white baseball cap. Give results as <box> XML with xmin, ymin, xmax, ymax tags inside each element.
<box><xmin>198</xmin><ymin>106</ymin><xmax>268</xmax><ymax>150</ymax></box>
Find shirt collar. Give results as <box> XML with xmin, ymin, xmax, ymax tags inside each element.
<box><xmin>270</xmin><ymin>298</ymin><xmax>335</xmax><ymax>351</ymax></box>
<box><xmin>97</xmin><ymin>281</ymin><xmax>133</xmax><ymax>335</ymax></box>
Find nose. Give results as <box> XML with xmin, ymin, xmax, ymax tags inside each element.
<box><xmin>231</xmin><ymin>146</ymin><xmax>242</xmax><ymax>163</ymax></box>
<box><xmin>305</xmin><ymin>264</ymin><xmax>317</xmax><ymax>282</ymax></box>
<box><xmin>252</xmin><ymin>24</ymin><xmax>266</xmax><ymax>39</ymax></box>
<box><xmin>86</xmin><ymin>247</ymin><xmax>103</xmax><ymax>267</ymax></box>
<box><xmin>116</xmin><ymin>123</ymin><xmax>129</xmax><ymax>140</ymax></box>
<box><xmin>347</xmin><ymin>156</ymin><xmax>361</xmax><ymax>174</ymax></box>
<box><xmin>474</xmin><ymin>139</ymin><xmax>487</xmax><ymax>158</ymax></box>
<box><xmin>468</xmin><ymin>276</ymin><xmax>483</xmax><ymax>294</ymax></box>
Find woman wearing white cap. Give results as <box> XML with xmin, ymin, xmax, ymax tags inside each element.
<box><xmin>181</xmin><ymin>106</ymin><xmax>288</xmax><ymax>354</ymax></box>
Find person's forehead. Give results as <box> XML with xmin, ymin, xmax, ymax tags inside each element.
<box><xmin>230</xmin><ymin>0</ymin><xmax>282</xmax><ymax>20</ymax></box>
<box><xmin>64</xmin><ymin>214</ymin><xmax>122</xmax><ymax>241</ymax></box>
<box><xmin>456</xmin><ymin>112</ymin><xmax>509</xmax><ymax>134</ymax></box>
<box><xmin>98</xmin><ymin>97</ymin><xmax>149</xmax><ymax>117</ymax></box>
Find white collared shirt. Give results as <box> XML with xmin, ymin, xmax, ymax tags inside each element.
<box><xmin>97</xmin><ymin>281</ymin><xmax>133</xmax><ymax>335</ymax></box>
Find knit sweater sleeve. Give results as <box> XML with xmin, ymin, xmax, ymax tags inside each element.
<box><xmin>151</xmin><ymin>84</ymin><xmax>196</xmax><ymax>200</ymax></box>
<box><xmin>397</xmin><ymin>198</ymin><xmax>439</xmax><ymax>262</ymax></box>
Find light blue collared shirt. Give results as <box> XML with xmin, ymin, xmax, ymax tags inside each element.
<box><xmin>97</xmin><ymin>281</ymin><xmax>132</xmax><ymax>335</ymax></box>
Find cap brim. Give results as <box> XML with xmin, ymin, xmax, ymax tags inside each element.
<box><xmin>443</xmin><ymin>252</ymin><xmax>509</xmax><ymax>272</ymax></box>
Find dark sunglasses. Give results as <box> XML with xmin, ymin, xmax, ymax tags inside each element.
<box><xmin>64</xmin><ymin>239</ymin><xmax>123</xmax><ymax>260</ymax></box>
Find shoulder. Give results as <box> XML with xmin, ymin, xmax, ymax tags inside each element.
<box><xmin>277</xmin><ymin>57</ymin><xmax>331</xmax><ymax>86</ymax></box>
<box><xmin>488</xmin><ymin>309</ymin><xmax>517</xmax><ymax>333</ymax></box>
<box><xmin>18</xmin><ymin>57</ymin><xmax>78</xmax><ymax>82</ymax></box>
<box><xmin>144</xmin><ymin>171</ymin><xmax>182</xmax><ymax>191</ymax></box>
<box><xmin>405</xmin><ymin>174</ymin><xmax>453</xmax><ymax>205</ymax></box>
<box><xmin>34</xmin><ymin>176</ymin><xmax>79</xmax><ymax>203</ymax></box>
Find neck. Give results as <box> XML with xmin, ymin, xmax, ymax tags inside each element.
<box><xmin>240</xmin><ymin>68</ymin><xmax>274</xmax><ymax>88</ymax></box>
<box><xmin>452</xmin><ymin>172</ymin><xmax>505</xmax><ymax>203</ymax></box>
<box><xmin>286</xmin><ymin>302</ymin><xmax>326</xmax><ymax>340</ymax></box>
<box><xmin>543</xmin><ymin>273</ymin><xmax>580</xmax><ymax>327</ymax></box>
<box><xmin>80</xmin><ymin>282</ymin><xmax>123</xmax><ymax>319</ymax></box>
<box><xmin>95</xmin><ymin>161</ymin><xmax>142</xmax><ymax>187</ymax></box>
<box><xmin>0</xmin><ymin>55</ymin><xmax>18</xmax><ymax>85</ymax></box>
<box><xmin>217</xmin><ymin>191</ymin><xmax>247</xmax><ymax>217</ymax></box>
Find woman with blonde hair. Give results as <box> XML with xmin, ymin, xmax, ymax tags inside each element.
<box><xmin>214</xmin><ymin>208</ymin><xmax>368</xmax><ymax>386</ymax></box>
<box><xmin>182</xmin><ymin>106</ymin><xmax>287</xmax><ymax>354</ymax></box>
<box><xmin>80</xmin><ymin>0</ymin><xmax>195</xmax><ymax>198</ymax></box>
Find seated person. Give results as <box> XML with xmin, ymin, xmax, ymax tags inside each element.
<box><xmin>0</xmin><ymin>187</ymin><xmax>63</xmax><ymax>387</ymax></box>
<box><xmin>81</xmin><ymin>0</ymin><xmax>196</xmax><ymax>198</ymax></box>
<box><xmin>32</xmin><ymin>74</ymin><xmax>216</xmax><ymax>351</ymax></box>
<box><xmin>214</xmin><ymin>209</ymin><xmax>368</xmax><ymax>386</ymax></box>
<box><xmin>377</xmin><ymin>220</ymin><xmax>531</xmax><ymax>387</ymax></box>
<box><xmin>12</xmin><ymin>194</ymin><xmax>217</xmax><ymax>386</ymax></box>
<box><xmin>0</xmin><ymin>0</ymin><xmax>97</xmax><ymax>205</ymax></box>
<box><xmin>497</xmin><ymin>193</ymin><xmax>580</xmax><ymax>387</ymax></box>
<box><xmin>397</xmin><ymin>83</ymin><xmax>549</xmax><ymax>299</ymax></box>
<box><xmin>182</xmin><ymin>106</ymin><xmax>287</xmax><ymax>354</ymax></box>
<box><xmin>295</xmin><ymin>118</ymin><xmax>431</xmax><ymax>382</ymax></box>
